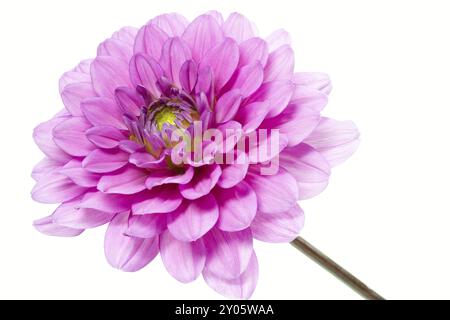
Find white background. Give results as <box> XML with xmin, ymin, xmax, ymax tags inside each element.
<box><xmin>0</xmin><ymin>0</ymin><xmax>449</xmax><ymax>300</ymax></box>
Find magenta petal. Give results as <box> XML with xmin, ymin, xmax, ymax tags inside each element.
<box><xmin>145</xmin><ymin>167</ymin><xmax>194</xmax><ymax>189</ymax></box>
<box><xmin>79</xmin><ymin>191</ymin><xmax>134</xmax><ymax>213</ymax></box>
<box><xmin>231</xmin><ymin>62</ymin><xmax>264</xmax><ymax>98</ymax></box>
<box><xmin>248</xmin><ymin>80</ymin><xmax>295</xmax><ymax>118</ymax></box>
<box><xmin>251</xmin><ymin>205</ymin><xmax>304</xmax><ymax>243</ymax></box>
<box><xmin>126</xmin><ymin>214</ymin><xmax>166</xmax><ymax>238</ymax></box>
<box><xmin>203</xmin><ymin>251</ymin><xmax>258</xmax><ymax>299</ymax></box>
<box><xmin>129</xmin><ymin>53</ymin><xmax>164</xmax><ymax>97</ymax></box>
<box><xmin>53</xmin><ymin>116</ymin><xmax>95</xmax><ymax>156</ymax></box>
<box><xmin>304</xmin><ymin>118</ymin><xmax>360</xmax><ymax>167</ymax></box>
<box><xmin>134</xmin><ymin>24</ymin><xmax>168</xmax><ymax>59</ymax></box>
<box><xmin>239</xmin><ymin>37</ymin><xmax>269</xmax><ymax>68</ymax></box>
<box><xmin>293</xmin><ymin>72</ymin><xmax>332</xmax><ymax>95</ymax></box>
<box><xmin>149</xmin><ymin>13</ymin><xmax>189</xmax><ymax>37</ymax></box>
<box><xmin>31</xmin><ymin>171</ymin><xmax>86</xmax><ymax>204</ymax></box>
<box><xmin>129</xmin><ymin>151</ymin><xmax>165</xmax><ymax>169</ymax></box>
<box><xmin>264</xmin><ymin>44</ymin><xmax>294</xmax><ymax>82</ymax></box>
<box><xmin>82</xmin><ymin>149</ymin><xmax>129</xmax><ymax>173</ymax></box>
<box><xmin>53</xmin><ymin>199</ymin><xmax>114</xmax><ymax>229</ymax></box>
<box><xmin>280</xmin><ymin>144</ymin><xmax>330</xmax><ymax>200</ymax></box>
<box><xmin>91</xmin><ymin>56</ymin><xmax>131</xmax><ymax>98</ymax></box>
<box><xmin>233</xmin><ymin>101</ymin><xmax>270</xmax><ymax>133</ymax></box>
<box><xmin>179</xmin><ymin>164</ymin><xmax>222</xmax><ymax>200</ymax></box>
<box><xmin>167</xmin><ymin>194</ymin><xmax>219</xmax><ymax>242</ymax></box>
<box><xmin>179</xmin><ymin>60</ymin><xmax>198</xmax><ymax>93</ymax></box>
<box><xmin>32</xmin><ymin>158</ymin><xmax>62</xmax><ymax>181</ymax></box>
<box><xmin>104</xmin><ymin>212</ymin><xmax>159</xmax><ymax>272</ymax></box>
<box><xmin>132</xmin><ymin>186</ymin><xmax>183</xmax><ymax>215</ymax></box>
<box><xmin>217</xmin><ymin>152</ymin><xmax>249</xmax><ymax>189</ymax></box>
<box><xmin>33</xmin><ymin>215</ymin><xmax>83</xmax><ymax>237</ymax></box>
<box><xmin>215</xmin><ymin>89</ymin><xmax>242</xmax><ymax>124</ymax></box>
<box><xmin>182</xmin><ymin>14</ymin><xmax>224</xmax><ymax>63</ymax></box>
<box><xmin>246</xmin><ymin>168</ymin><xmax>299</xmax><ymax>214</ymax></box>
<box><xmin>203</xmin><ymin>228</ymin><xmax>253</xmax><ymax>280</ymax></box>
<box><xmin>59</xmin><ymin>159</ymin><xmax>100</xmax><ymax>187</ymax></box>
<box><xmin>215</xmin><ymin>181</ymin><xmax>257</xmax><ymax>232</ymax></box>
<box><xmin>119</xmin><ymin>140</ymin><xmax>144</xmax><ymax>154</ymax></box>
<box><xmin>61</xmin><ymin>82</ymin><xmax>96</xmax><ymax>116</ymax></box>
<box><xmin>115</xmin><ymin>86</ymin><xmax>145</xmax><ymax>117</ymax></box>
<box><xmin>223</xmin><ymin>12</ymin><xmax>257</xmax><ymax>43</ymax></box>
<box><xmin>81</xmin><ymin>97</ymin><xmax>126</xmax><ymax>130</ymax></box>
<box><xmin>266</xmin><ymin>29</ymin><xmax>291</xmax><ymax>51</ymax></box>
<box><xmin>160</xmin><ymin>230</ymin><xmax>206</xmax><ymax>283</ymax></box>
<box><xmin>160</xmin><ymin>37</ymin><xmax>192</xmax><ymax>87</ymax></box>
<box><xmin>200</xmin><ymin>38</ymin><xmax>239</xmax><ymax>91</ymax></box>
<box><xmin>97</xmin><ymin>165</ymin><xmax>148</xmax><ymax>194</ymax></box>
<box><xmin>291</xmin><ymin>85</ymin><xmax>328</xmax><ymax>112</ymax></box>
<box><xmin>86</xmin><ymin>125</ymin><xmax>126</xmax><ymax>149</ymax></box>
<box><xmin>33</xmin><ymin>116</ymin><xmax>71</xmax><ymax>162</ymax></box>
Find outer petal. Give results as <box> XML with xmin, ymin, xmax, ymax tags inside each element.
<box><xmin>81</xmin><ymin>97</ymin><xmax>127</xmax><ymax>130</ymax></box>
<box><xmin>53</xmin><ymin>117</ymin><xmax>95</xmax><ymax>156</ymax></box>
<box><xmin>31</xmin><ymin>158</ymin><xmax>62</xmax><ymax>181</ymax></box>
<box><xmin>126</xmin><ymin>214</ymin><xmax>166</xmax><ymax>238</ymax></box>
<box><xmin>53</xmin><ymin>199</ymin><xmax>114</xmax><ymax>229</ymax></box>
<box><xmin>82</xmin><ymin>149</ymin><xmax>129</xmax><ymax>173</ymax></box>
<box><xmin>31</xmin><ymin>171</ymin><xmax>86</xmax><ymax>204</ymax></box>
<box><xmin>59</xmin><ymin>159</ymin><xmax>100</xmax><ymax>187</ymax></box>
<box><xmin>203</xmin><ymin>228</ymin><xmax>253</xmax><ymax>280</ymax></box>
<box><xmin>203</xmin><ymin>251</ymin><xmax>258</xmax><ymax>299</ymax></box>
<box><xmin>91</xmin><ymin>56</ymin><xmax>131</xmax><ymax>98</ymax></box>
<box><xmin>112</xmin><ymin>27</ymin><xmax>138</xmax><ymax>46</ymax></box>
<box><xmin>303</xmin><ymin>118</ymin><xmax>360</xmax><ymax>167</ymax></box>
<box><xmin>33</xmin><ymin>116</ymin><xmax>71</xmax><ymax>162</ymax></box>
<box><xmin>59</xmin><ymin>59</ymin><xmax>92</xmax><ymax>93</ymax></box>
<box><xmin>251</xmin><ymin>205</ymin><xmax>305</xmax><ymax>243</ymax></box>
<box><xmin>104</xmin><ymin>212</ymin><xmax>159</xmax><ymax>272</ymax></box>
<box><xmin>86</xmin><ymin>125</ymin><xmax>126</xmax><ymax>149</ymax></box>
<box><xmin>291</xmin><ymin>85</ymin><xmax>328</xmax><ymax>112</ymax></box>
<box><xmin>134</xmin><ymin>24</ymin><xmax>168</xmax><ymax>60</ymax></box>
<box><xmin>238</xmin><ymin>37</ymin><xmax>269</xmax><ymax>68</ymax></box>
<box><xmin>159</xmin><ymin>37</ymin><xmax>192</xmax><ymax>87</ymax></box>
<box><xmin>293</xmin><ymin>72</ymin><xmax>332</xmax><ymax>95</ymax></box>
<box><xmin>160</xmin><ymin>230</ymin><xmax>206</xmax><ymax>283</ymax></box>
<box><xmin>79</xmin><ymin>191</ymin><xmax>134</xmax><ymax>213</ymax></box>
<box><xmin>266</xmin><ymin>29</ymin><xmax>291</xmax><ymax>52</ymax></box>
<box><xmin>149</xmin><ymin>13</ymin><xmax>189</xmax><ymax>37</ymax></box>
<box><xmin>132</xmin><ymin>185</ymin><xmax>183</xmax><ymax>215</ymax></box>
<box><xmin>264</xmin><ymin>44</ymin><xmax>294</xmax><ymax>82</ymax></box>
<box><xmin>248</xmin><ymin>80</ymin><xmax>295</xmax><ymax>118</ymax></box>
<box><xmin>61</xmin><ymin>82</ymin><xmax>96</xmax><ymax>116</ymax></box>
<box><xmin>217</xmin><ymin>152</ymin><xmax>249</xmax><ymax>189</ymax></box>
<box><xmin>215</xmin><ymin>181</ymin><xmax>257</xmax><ymax>232</ymax></box>
<box><xmin>33</xmin><ymin>215</ymin><xmax>83</xmax><ymax>237</ymax></box>
<box><xmin>97</xmin><ymin>165</ymin><xmax>148</xmax><ymax>194</ymax></box>
<box><xmin>182</xmin><ymin>14</ymin><xmax>224</xmax><ymax>63</ymax></box>
<box><xmin>97</xmin><ymin>38</ymin><xmax>133</xmax><ymax>62</ymax></box>
<box><xmin>245</xmin><ymin>168</ymin><xmax>299</xmax><ymax>214</ymax></box>
<box><xmin>223</xmin><ymin>12</ymin><xmax>257</xmax><ymax>43</ymax></box>
<box><xmin>167</xmin><ymin>194</ymin><xmax>219</xmax><ymax>242</ymax></box>
<box><xmin>179</xmin><ymin>164</ymin><xmax>222</xmax><ymax>200</ymax></box>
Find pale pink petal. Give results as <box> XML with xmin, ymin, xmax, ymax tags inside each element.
<box><xmin>239</xmin><ymin>37</ymin><xmax>269</xmax><ymax>68</ymax></box>
<box><xmin>231</xmin><ymin>62</ymin><xmax>264</xmax><ymax>98</ymax></box>
<box><xmin>233</xmin><ymin>101</ymin><xmax>270</xmax><ymax>133</ymax></box>
<box><xmin>248</xmin><ymin>80</ymin><xmax>295</xmax><ymax>118</ymax></box>
<box><xmin>53</xmin><ymin>116</ymin><xmax>95</xmax><ymax>156</ymax></box>
<box><xmin>203</xmin><ymin>228</ymin><xmax>253</xmax><ymax>280</ymax></box>
<box><xmin>251</xmin><ymin>205</ymin><xmax>304</xmax><ymax>243</ymax></box>
<box><xmin>215</xmin><ymin>89</ymin><xmax>242</xmax><ymax>124</ymax></box>
<box><xmin>266</xmin><ymin>29</ymin><xmax>291</xmax><ymax>52</ymax></box>
<box><xmin>31</xmin><ymin>171</ymin><xmax>86</xmax><ymax>204</ymax></box>
<box><xmin>167</xmin><ymin>194</ymin><xmax>218</xmax><ymax>242</ymax></box>
<box><xmin>53</xmin><ymin>199</ymin><xmax>114</xmax><ymax>229</ymax></box>
<box><xmin>160</xmin><ymin>230</ymin><xmax>206</xmax><ymax>283</ymax></box>
<box><xmin>291</xmin><ymin>85</ymin><xmax>328</xmax><ymax>112</ymax></box>
<box><xmin>223</xmin><ymin>12</ymin><xmax>257</xmax><ymax>43</ymax></box>
<box><xmin>59</xmin><ymin>60</ymin><xmax>91</xmax><ymax>93</ymax></box>
<box><xmin>105</xmin><ymin>212</ymin><xmax>159</xmax><ymax>272</ymax></box>
<box><xmin>205</xmin><ymin>10</ymin><xmax>224</xmax><ymax>25</ymax></box>
<box><xmin>31</xmin><ymin>158</ymin><xmax>62</xmax><ymax>181</ymax></box>
<box><xmin>97</xmin><ymin>165</ymin><xmax>148</xmax><ymax>194</ymax></box>
<box><xmin>33</xmin><ymin>116</ymin><xmax>71</xmax><ymax>162</ymax></box>
<box><xmin>203</xmin><ymin>251</ymin><xmax>258</xmax><ymax>299</ymax></box>
<box><xmin>86</xmin><ymin>125</ymin><xmax>126</xmax><ymax>149</ymax></box>
<box><xmin>217</xmin><ymin>152</ymin><xmax>249</xmax><ymax>189</ymax></box>
<box><xmin>179</xmin><ymin>164</ymin><xmax>222</xmax><ymax>200</ymax></box>
<box><xmin>215</xmin><ymin>181</ymin><xmax>257</xmax><ymax>232</ymax></box>
<box><xmin>264</xmin><ymin>44</ymin><xmax>294</xmax><ymax>82</ymax></box>
<box><xmin>245</xmin><ymin>168</ymin><xmax>299</xmax><ymax>214</ymax></box>
<box><xmin>59</xmin><ymin>159</ymin><xmax>100</xmax><ymax>187</ymax></box>
<box><xmin>82</xmin><ymin>149</ymin><xmax>129</xmax><ymax>173</ymax></box>
<box><xmin>61</xmin><ymin>82</ymin><xmax>96</xmax><ymax>116</ymax></box>
<box><xmin>132</xmin><ymin>185</ymin><xmax>183</xmax><ymax>215</ymax></box>
<box><xmin>33</xmin><ymin>215</ymin><xmax>83</xmax><ymax>237</ymax></box>
<box><xmin>112</xmin><ymin>27</ymin><xmax>138</xmax><ymax>46</ymax></box>
<box><xmin>160</xmin><ymin>37</ymin><xmax>192</xmax><ymax>87</ymax></box>
<box><xmin>134</xmin><ymin>24</ymin><xmax>168</xmax><ymax>60</ymax></box>
<box><xmin>304</xmin><ymin>118</ymin><xmax>360</xmax><ymax>167</ymax></box>
<box><xmin>97</xmin><ymin>38</ymin><xmax>133</xmax><ymax>62</ymax></box>
<box><xmin>126</xmin><ymin>214</ymin><xmax>166</xmax><ymax>238</ymax></box>
<box><xmin>91</xmin><ymin>56</ymin><xmax>131</xmax><ymax>98</ymax></box>
<box><xmin>293</xmin><ymin>72</ymin><xmax>332</xmax><ymax>95</ymax></box>
<box><xmin>79</xmin><ymin>192</ymin><xmax>134</xmax><ymax>213</ymax></box>
<box><xmin>81</xmin><ymin>97</ymin><xmax>127</xmax><ymax>130</ymax></box>
<box><xmin>129</xmin><ymin>53</ymin><xmax>163</xmax><ymax>97</ymax></box>
<box><xmin>149</xmin><ymin>13</ymin><xmax>189</xmax><ymax>37</ymax></box>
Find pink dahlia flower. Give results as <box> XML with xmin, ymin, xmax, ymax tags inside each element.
<box><xmin>32</xmin><ymin>11</ymin><xmax>359</xmax><ymax>299</ymax></box>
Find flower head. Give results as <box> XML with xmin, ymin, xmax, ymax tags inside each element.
<box><xmin>32</xmin><ymin>11</ymin><xmax>359</xmax><ymax>299</ymax></box>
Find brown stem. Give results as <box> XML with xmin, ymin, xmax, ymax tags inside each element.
<box><xmin>291</xmin><ymin>237</ymin><xmax>384</xmax><ymax>300</ymax></box>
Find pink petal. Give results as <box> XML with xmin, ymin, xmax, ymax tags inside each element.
<box><xmin>126</xmin><ymin>214</ymin><xmax>166</xmax><ymax>238</ymax></box>
<box><xmin>239</xmin><ymin>37</ymin><xmax>269</xmax><ymax>68</ymax></box>
<box><xmin>215</xmin><ymin>181</ymin><xmax>257</xmax><ymax>232</ymax></box>
<box><xmin>203</xmin><ymin>251</ymin><xmax>258</xmax><ymax>299</ymax></box>
<box><xmin>264</xmin><ymin>44</ymin><xmax>294</xmax><ymax>82</ymax></box>
<box><xmin>179</xmin><ymin>164</ymin><xmax>222</xmax><ymax>200</ymax></box>
<box><xmin>247</xmin><ymin>131</ymin><xmax>289</xmax><ymax>164</ymax></box>
<box><xmin>217</xmin><ymin>152</ymin><xmax>249</xmax><ymax>189</ymax></box>
<box><xmin>182</xmin><ymin>14</ymin><xmax>224</xmax><ymax>63</ymax></box>
<box><xmin>61</xmin><ymin>82</ymin><xmax>96</xmax><ymax>116</ymax></box>
<box><xmin>86</xmin><ymin>125</ymin><xmax>126</xmax><ymax>149</ymax></box>
<box><xmin>97</xmin><ymin>165</ymin><xmax>148</xmax><ymax>194</ymax></box>
<box><xmin>233</xmin><ymin>101</ymin><xmax>270</xmax><ymax>133</ymax></box>
<box><xmin>79</xmin><ymin>191</ymin><xmax>134</xmax><ymax>213</ymax></box>
<box><xmin>59</xmin><ymin>159</ymin><xmax>100</xmax><ymax>187</ymax></box>
<box><xmin>97</xmin><ymin>38</ymin><xmax>133</xmax><ymax>62</ymax></box>
<box><xmin>81</xmin><ymin>97</ymin><xmax>127</xmax><ymax>130</ymax></box>
<box><xmin>205</xmin><ymin>10</ymin><xmax>224</xmax><ymax>25</ymax></box>
<box><xmin>215</xmin><ymin>89</ymin><xmax>242</xmax><ymax>124</ymax></box>
<box><xmin>248</xmin><ymin>80</ymin><xmax>295</xmax><ymax>118</ymax></box>
<box><xmin>160</xmin><ymin>37</ymin><xmax>192</xmax><ymax>87</ymax></box>
<box><xmin>231</xmin><ymin>62</ymin><xmax>264</xmax><ymax>98</ymax></box>
<box><xmin>223</xmin><ymin>12</ymin><xmax>257</xmax><ymax>43</ymax></box>
<box><xmin>53</xmin><ymin>199</ymin><xmax>114</xmax><ymax>229</ymax></box>
<box><xmin>32</xmin><ymin>158</ymin><xmax>62</xmax><ymax>181</ymax></box>
<box><xmin>59</xmin><ymin>59</ymin><xmax>91</xmax><ymax>93</ymax></box>
<box><xmin>149</xmin><ymin>13</ymin><xmax>189</xmax><ymax>37</ymax></box>
<box><xmin>132</xmin><ymin>185</ymin><xmax>183</xmax><ymax>215</ymax></box>
<box><xmin>119</xmin><ymin>140</ymin><xmax>144</xmax><ymax>154</ymax></box>
<box><xmin>82</xmin><ymin>149</ymin><xmax>129</xmax><ymax>173</ymax></box>
<box><xmin>251</xmin><ymin>205</ymin><xmax>304</xmax><ymax>243</ymax></box>
<box><xmin>179</xmin><ymin>60</ymin><xmax>198</xmax><ymax>93</ymax></box>
<box><xmin>266</xmin><ymin>29</ymin><xmax>291</xmax><ymax>51</ymax></box>
<box><xmin>53</xmin><ymin>116</ymin><xmax>95</xmax><ymax>157</ymax></box>
<box><xmin>280</xmin><ymin>144</ymin><xmax>330</xmax><ymax>200</ymax></box>
<box><xmin>104</xmin><ymin>212</ymin><xmax>159</xmax><ymax>272</ymax></box>
<box><xmin>133</xmin><ymin>24</ymin><xmax>168</xmax><ymax>60</ymax></box>
<box><xmin>31</xmin><ymin>171</ymin><xmax>86</xmax><ymax>204</ymax></box>
<box><xmin>203</xmin><ymin>228</ymin><xmax>253</xmax><ymax>280</ymax></box>
<box><xmin>91</xmin><ymin>56</ymin><xmax>131</xmax><ymax>98</ymax></box>
<box><xmin>145</xmin><ymin>167</ymin><xmax>194</xmax><ymax>189</ymax></box>
<box><xmin>115</xmin><ymin>86</ymin><xmax>145</xmax><ymax>117</ymax></box>
<box><xmin>245</xmin><ymin>168</ymin><xmax>299</xmax><ymax>214</ymax></box>
<box><xmin>200</xmin><ymin>38</ymin><xmax>239</xmax><ymax>91</ymax></box>
<box><xmin>291</xmin><ymin>85</ymin><xmax>328</xmax><ymax>112</ymax></box>
<box><xmin>293</xmin><ymin>72</ymin><xmax>332</xmax><ymax>95</ymax></box>
<box><xmin>167</xmin><ymin>194</ymin><xmax>219</xmax><ymax>242</ymax></box>
<box><xmin>129</xmin><ymin>53</ymin><xmax>164</xmax><ymax>97</ymax></box>
<box><xmin>304</xmin><ymin>118</ymin><xmax>360</xmax><ymax>167</ymax></box>
<box><xmin>129</xmin><ymin>151</ymin><xmax>165</xmax><ymax>169</ymax></box>
<box><xmin>33</xmin><ymin>116</ymin><xmax>71</xmax><ymax>162</ymax></box>
<box><xmin>33</xmin><ymin>215</ymin><xmax>83</xmax><ymax>237</ymax></box>
<box><xmin>112</xmin><ymin>27</ymin><xmax>138</xmax><ymax>46</ymax></box>
<box><xmin>160</xmin><ymin>230</ymin><xmax>206</xmax><ymax>283</ymax></box>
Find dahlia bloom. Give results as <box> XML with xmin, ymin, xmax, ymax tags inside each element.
<box><xmin>32</xmin><ymin>11</ymin><xmax>359</xmax><ymax>299</ymax></box>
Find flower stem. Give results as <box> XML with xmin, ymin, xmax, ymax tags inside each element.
<box><xmin>291</xmin><ymin>237</ymin><xmax>384</xmax><ymax>300</ymax></box>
